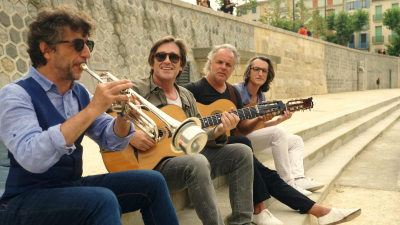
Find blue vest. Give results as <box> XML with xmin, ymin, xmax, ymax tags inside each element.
<box><xmin>2</xmin><ymin>77</ymin><xmax>90</xmax><ymax>199</ymax></box>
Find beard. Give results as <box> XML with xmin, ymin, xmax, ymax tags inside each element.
<box><xmin>54</xmin><ymin>51</ymin><xmax>82</xmax><ymax>81</ymax></box>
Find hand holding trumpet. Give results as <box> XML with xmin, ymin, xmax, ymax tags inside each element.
<box><xmin>89</xmin><ymin>79</ymin><xmax>134</xmax><ymax>118</ymax></box>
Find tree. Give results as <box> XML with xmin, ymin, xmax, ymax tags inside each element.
<box><xmin>219</xmin><ymin>0</ymin><xmax>258</xmax><ymax>15</ymax></box>
<box><xmin>295</xmin><ymin>0</ymin><xmax>312</xmax><ymax>26</ymax></box>
<box><xmin>383</xmin><ymin>8</ymin><xmax>400</xmax><ymax>56</ymax></box>
<box><xmin>326</xmin><ymin>9</ymin><xmax>369</xmax><ymax>46</ymax></box>
<box><xmin>386</xmin><ymin>37</ymin><xmax>400</xmax><ymax>56</ymax></box>
<box><xmin>382</xmin><ymin>8</ymin><xmax>400</xmax><ymax>35</ymax></box>
<box><xmin>259</xmin><ymin>0</ymin><xmax>293</xmax><ymax>31</ymax></box>
<box><xmin>308</xmin><ymin>9</ymin><xmax>328</xmax><ymax>40</ymax></box>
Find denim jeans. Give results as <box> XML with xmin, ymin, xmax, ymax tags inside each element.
<box><xmin>227</xmin><ymin>136</ymin><xmax>315</xmax><ymax>214</ymax></box>
<box><xmin>160</xmin><ymin>143</ymin><xmax>253</xmax><ymax>225</ymax></box>
<box><xmin>0</xmin><ymin>170</ymin><xmax>178</xmax><ymax>225</ymax></box>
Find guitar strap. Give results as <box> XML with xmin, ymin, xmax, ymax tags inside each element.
<box><xmin>226</xmin><ymin>83</ymin><xmax>237</xmax><ymax>136</ymax></box>
<box><xmin>226</xmin><ymin>83</ymin><xmax>237</xmax><ymax>106</ymax></box>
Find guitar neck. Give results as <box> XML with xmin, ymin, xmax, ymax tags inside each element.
<box><xmin>200</xmin><ymin>106</ymin><xmax>267</xmax><ymax>128</ymax></box>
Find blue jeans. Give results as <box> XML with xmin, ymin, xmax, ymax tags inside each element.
<box><xmin>160</xmin><ymin>143</ymin><xmax>254</xmax><ymax>225</ymax></box>
<box><xmin>0</xmin><ymin>170</ymin><xmax>178</xmax><ymax>225</ymax></box>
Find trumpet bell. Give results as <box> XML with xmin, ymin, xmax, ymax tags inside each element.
<box><xmin>171</xmin><ymin>117</ymin><xmax>207</xmax><ymax>156</ymax></box>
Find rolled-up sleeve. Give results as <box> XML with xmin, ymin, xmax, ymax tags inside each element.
<box><xmin>85</xmin><ymin>114</ymin><xmax>135</xmax><ymax>151</ymax></box>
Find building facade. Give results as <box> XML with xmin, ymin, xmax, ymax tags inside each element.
<box><xmin>345</xmin><ymin>0</ymin><xmax>371</xmax><ymax>52</ymax></box>
<box><xmin>369</xmin><ymin>0</ymin><xmax>399</xmax><ymax>53</ymax></box>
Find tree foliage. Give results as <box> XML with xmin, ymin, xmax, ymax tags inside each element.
<box><xmin>383</xmin><ymin>8</ymin><xmax>400</xmax><ymax>56</ymax></box>
<box><xmin>308</xmin><ymin>9</ymin><xmax>328</xmax><ymax>40</ymax></box>
<box><xmin>382</xmin><ymin>8</ymin><xmax>400</xmax><ymax>35</ymax></box>
<box><xmin>220</xmin><ymin>0</ymin><xmax>258</xmax><ymax>15</ymax></box>
<box><xmin>259</xmin><ymin>0</ymin><xmax>293</xmax><ymax>30</ymax></box>
<box><xmin>295</xmin><ymin>0</ymin><xmax>312</xmax><ymax>25</ymax></box>
<box><xmin>386</xmin><ymin>36</ymin><xmax>400</xmax><ymax>56</ymax></box>
<box><xmin>326</xmin><ymin>9</ymin><xmax>369</xmax><ymax>46</ymax></box>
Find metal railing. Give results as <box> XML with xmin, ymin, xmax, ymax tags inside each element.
<box><xmin>358</xmin><ymin>42</ymin><xmax>369</xmax><ymax>49</ymax></box>
<box><xmin>373</xmin><ymin>14</ymin><xmax>383</xmax><ymax>21</ymax></box>
<box><xmin>372</xmin><ymin>36</ymin><xmax>384</xmax><ymax>43</ymax></box>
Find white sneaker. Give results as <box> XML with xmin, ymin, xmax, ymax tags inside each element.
<box><xmin>295</xmin><ymin>177</ymin><xmax>325</xmax><ymax>192</ymax></box>
<box><xmin>253</xmin><ymin>209</ymin><xmax>284</xmax><ymax>225</ymax></box>
<box><xmin>318</xmin><ymin>208</ymin><xmax>361</xmax><ymax>225</ymax></box>
<box><xmin>291</xmin><ymin>182</ymin><xmax>312</xmax><ymax>196</ymax></box>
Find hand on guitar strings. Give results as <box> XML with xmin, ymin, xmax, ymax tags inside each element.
<box><xmin>129</xmin><ymin>130</ymin><xmax>155</xmax><ymax>151</ymax></box>
<box><xmin>214</xmin><ymin>107</ymin><xmax>240</xmax><ymax>138</ymax></box>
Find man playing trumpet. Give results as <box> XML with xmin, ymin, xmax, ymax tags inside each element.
<box><xmin>0</xmin><ymin>5</ymin><xmax>178</xmax><ymax>225</ymax></box>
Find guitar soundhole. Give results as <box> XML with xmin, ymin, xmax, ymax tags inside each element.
<box><xmin>158</xmin><ymin>127</ymin><xmax>169</xmax><ymax>140</ymax></box>
<box><xmin>211</xmin><ymin>110</ymin><xmax>222</xmax><ymax>115</ymax></box>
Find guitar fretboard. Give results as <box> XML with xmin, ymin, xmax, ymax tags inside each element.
<box><xmin>200</xmin><ymin>105</ymin><xmax>277</xmax><ymax>128</ymax></box>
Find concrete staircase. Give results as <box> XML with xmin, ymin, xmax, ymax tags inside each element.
<box><xmin>123</xmin><ymin>89</ymin><xmax>400</xmax><ymax>224</ymax></box>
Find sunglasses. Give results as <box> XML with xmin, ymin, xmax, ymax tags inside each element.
<box><xmin>56</xmin><ymin>39</ymin><xmax>95</xmax><ymax>52</ymax></box>
<box><xmin>154</xmin><ymin>52</ymin><xmax>181</xmax><ymax>64</ymax></box>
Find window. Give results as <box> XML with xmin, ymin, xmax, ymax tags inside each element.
<box><xmin>313</xmin><ymin>0</ymin><xmax>318</xmax><ymax>7</ymax></box>
<box><xmin>253</xmin><ymin>19</ymin><xmax>257</xmax><ymax>22</ymax></box>
<box><xmin>349</xmin><ymin>2</ymin><xmax>354</xmax><ymax>10</ymax></box>
<box><xmin>393</xmin><ymin>3</ymin><xmax>399</xmax><ymax>8</ymax></box>
<box><xmin>252</xmin><ymin>7</ymin><xmax>256</xmax><ymax>13</ymax></box>
<box><xmin>361</xmin><ymin>0</ymin><xmax>366</xmax><ymax>8</ymax></box>
<box><xmin>360</xmin><ymin>33</ymin><xmax>367</xmax><ymax>43</ymax></box>
<box><xmin>374</xmin><ymin>6</ymin><xmax>382</xmax><ymax>20</ymax></box>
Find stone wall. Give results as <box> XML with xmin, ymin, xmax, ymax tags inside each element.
<box><xmin>0</xmin><ymin>0</ymin><xmax>399</xmax><ymax>98</ymax></box>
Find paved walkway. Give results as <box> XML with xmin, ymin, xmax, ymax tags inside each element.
<box><xmin>310</xmin><ymin>118</ymin><xmax>400</xmax><ymax>225</ymax></box>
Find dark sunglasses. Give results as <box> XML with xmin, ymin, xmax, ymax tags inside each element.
<box><xmin>154</xmin><ymin>52</ymin><xmax>181</xmax><ymax>64</ymax></box>
<box><xmin>56</xmin><ymin>39</ymin><xmax>95</xmax><ymax>52</ymax></box>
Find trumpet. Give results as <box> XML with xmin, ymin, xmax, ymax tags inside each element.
<box><xmin>80</xmin><ymin>63</ymin><xmax>207</xmax><ymax>156</ymax></box>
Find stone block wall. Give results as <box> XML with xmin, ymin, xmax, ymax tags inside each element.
<box><xmin>253</xmin><ymin>26</ymin><xmax>327</xmax><ymax>99</ymax></box>
<box><xmin>0</xmin><ymin>0</ymin><xmax>398</xmax><ymax>98</ymax></box>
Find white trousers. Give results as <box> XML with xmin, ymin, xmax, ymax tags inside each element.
<box><xmin>247</xmin><ymin>126</ymin><xmax>305</xmax><ymax>184</ymax></box>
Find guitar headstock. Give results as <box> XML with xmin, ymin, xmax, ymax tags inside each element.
<box><xmin>286</xmin><ymin>97</ymin><xmax>313</xmax><ymax>113</ymax></box>
<box><xmin>257</xmin><ymin>100</ymin><xmax>286</xmax><ymax>117</ymax></box>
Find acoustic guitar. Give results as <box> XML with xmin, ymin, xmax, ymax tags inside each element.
<box><xmin>101</xmin><ymin>100</ymin><xmax>287</xmax><ymax>172</ymax></box>
<box><xmin>196</xmin><ymin>98</ymin><xmax>314</xmax><ymax>136</ymax></box>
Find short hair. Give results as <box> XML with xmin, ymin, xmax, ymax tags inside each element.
<box><xmin>203</xmin><ymin>44</ymin><xmax>240</xmax><ymax>75</ymax></box>
<box><xmin>148</xmin><ymin>36</ymin><xmax>188</xmax><ymax>79</ymax></box>
<box><xmin>27</xmin><ymin>5</ymin><xmax>94</xmax><ymax>68</ymax></box>
<box><xmin>243</xmin><ymin>56</ymin><xmax>275</xmax><ymax>93</ymax></box>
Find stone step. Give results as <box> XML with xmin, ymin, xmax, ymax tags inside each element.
<box><xmin>262</xmin><ymin>99</ymin><xmax>400</xmax><ymax>172</ymax></box>
<box><xmin>267</xmin><ymin>107</ymin><xmax>400</xmax><ymax>225</ymax></box>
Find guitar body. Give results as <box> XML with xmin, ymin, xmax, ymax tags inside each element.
<box><xmin>196</xmin><ymin>99</ymin><xmax>236</xmax><ymax>118</ymax></box>
<box><xmin>101</xmin><ymin>105</ymin><xmax>186</xmax><ymax>172</ymax></box>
